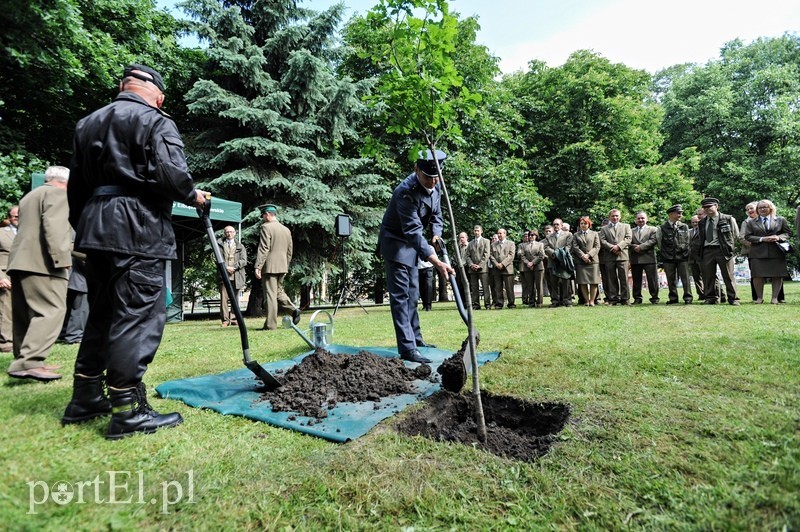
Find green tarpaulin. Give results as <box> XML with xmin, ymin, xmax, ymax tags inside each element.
<box><xmin>156</xmin><ymin>345</ymin><xmax>501</xmax><ymax>443</ymax></box>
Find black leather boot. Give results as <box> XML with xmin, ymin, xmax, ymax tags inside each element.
<box><xmin>61</xmin><ymin>374</ymin><xmax>112</xmax><ymax>425</ymax></box>
<box><xmin>106</xmin><ymin>382</ymin><xmax>182</xmax><ymax>440</ymax></box>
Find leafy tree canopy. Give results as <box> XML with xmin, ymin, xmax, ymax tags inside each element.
<box><xmin>660</xmin><ymin>33</ymin><xmax>800</xmax><ymax>214</ymax></box>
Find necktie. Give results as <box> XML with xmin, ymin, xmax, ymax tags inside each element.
<box><xmin>705</xmin><ymin>218</ymin><xmax>714</xmax><ymax>242</ymax></box>
<box><xmin>763</xmin><ymin>217</ymin><xmax>769</xmax><ymax>230</ymax></box>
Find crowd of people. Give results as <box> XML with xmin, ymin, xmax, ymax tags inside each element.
<box><xmin>2</xmin><ymin>63</ymin><xmax>798</xmax><ymax>443</ymax></box>
<box><xmin>449</xmin><ymin>198</ymin><xmax>796</xmax><ymax>309</ymax></box>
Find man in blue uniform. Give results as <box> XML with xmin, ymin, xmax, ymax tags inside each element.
<box><xmin>378</xmin><ymin>150</ymin><xmax>454</xmax><ymax>364</ymax></box>
<box><xmin>63</xmin><ymin>64</ymin><xmax>207</xmax><ymax>439</ymax></box>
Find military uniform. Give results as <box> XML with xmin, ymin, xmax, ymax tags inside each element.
<box><xmin>379</xmin><ymin>155</ymin><xmax>444</xmax><ymax>359</ymax></box>
<box><xmin>218</xmin><ymin>236</ymin><xmax>247</xmax><ymax>325</ymax></box>
<box><xmin>658</xmin><ymin>207</ymin><xmax>693</xmax><ymax>304</ymax></box>
<box><xmin>466</xmin><ymin>233</ymin><xmax>491</xmax><ymax>309</ymax></box>
<box><xmin>69</xmin><ymin>88</ymin><xmax>200</xmax><ymax>389</ymax></box>
<box><xmin>7</xmin><ymin>182</ymin><xmax>71</xmax><ymax>373</ymax></box>
<box><xmin>0</xmin><ymin>224</ymin><xmax>15</xmax><ymax>351</ymax></box>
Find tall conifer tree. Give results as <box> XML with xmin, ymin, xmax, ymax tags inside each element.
<box><xmin>181</xmin><ymin>0</ymin><xmax>388</xmax><ymax>301</ymax></box>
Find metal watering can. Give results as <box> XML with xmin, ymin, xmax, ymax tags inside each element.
<box><xmin>282</xmin><ymin>310</ymin><xmax>334</xmax><ymax>349</ymax></box>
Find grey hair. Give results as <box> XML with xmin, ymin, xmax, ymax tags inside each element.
<box><xmin>45</xmin><ymin>165</ymin><xmax>70</xmax><ymax>182</ymax></box>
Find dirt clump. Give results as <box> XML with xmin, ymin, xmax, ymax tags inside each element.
<box><xmin>260</xmin><ymin>349</ymin><xmax>432</xmax><ymax>418</ymax></box>
<box><xmin>396</xmin><ymin>391</ymin><xmax>570</xmax><ymax>462</ymax></box>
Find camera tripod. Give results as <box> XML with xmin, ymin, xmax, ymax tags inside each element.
<box><xmin>333</xmin><ymin>236</ymin><xmax>368</xmax><ymax>315</ymax></box>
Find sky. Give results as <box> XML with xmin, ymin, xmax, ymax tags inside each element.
<box><xmin>161</xmin><ymin>0</ymin><xmax>800</xmax><ymax>74</ymax></box>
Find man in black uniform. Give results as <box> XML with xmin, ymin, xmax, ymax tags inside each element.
<box><xmin>63</xmin><ymin>64</ymin><xmax>207</xmax><ymax>439</ymax></box>
<box><xmin>656</xmin><ymin>204</ymin><xmax>693</xmax><ymax>304</ymax></box>
<box><xmin>378</xmin><ymin>150</ymin><xmax>454</xmax><ymax>364</ymax></box>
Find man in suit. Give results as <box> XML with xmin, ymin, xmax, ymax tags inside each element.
<box><xmin>379</xmin><ymin>150</ymin><xmax>454</xmax><ymax>363</ymax></box>
<box><xmin>657</xmin><ymin>204</ymin><xmax>693</xmax><ymax>304</ymax></box>
<box><xmin>687</xmin><ymin>211</ymin><xmax>705</xmax><ymax>301</ymax></box>
<box><xmin>453</xmin><ymin>231</ymin><xmax>469</xmax><ymax>306</ymax></box>
<box><xmin>516</xmin><ymin>231</ymin><xmax>531</xmax><ymax>305</ymax></box>
<box><xmin>521</xmin><ymin>230</ymin><xmax>546</xmax><ymax>307</ymax></box>
<box><xmin>58</xmin><ymin>248</ymin><xmax>89</xmax><ymax>344</ymax></box>
<box><xmin>698</xmin><ymin>197</ymin><xmax>740</xmax><ymax>305</ymax></box>
<box><xmin>629</xmin><ymin>211</ymin><xmax>660</xmax><ymax>304</ymax></box>
<box><xmin>466</xmin><ymin>225</ymin><xmax>491</xmax><ymax>310</ymax></box>
<box><xmin>218</xmin><ymin>226</ymin><xmax>248</xmax><ymax>327</ymax></box>
<box><xmin>490</xmin><ymin>228</ymin><xmax>516</xmax><ymax>308</ymax></box>
<box><xmin>255</xmin><ymin>205</ymin><xmax>300</xmax><ymax>330</ymax></box>
<box><xmin>0</xmin><ymin>205</ymin><xmax>18</xmax><ymax>353</ymax></box>
<box><xmin>543</xmin><ymin>219</ymin><xmax>574</xmax><ymax>307</ymax></box>
<box><xmin>6</xmin><ymin>166</ymin><xmax>72</xmax><ymax>381</ymax></box>
<box><xmin>599</xmin><ymin>209</ymin><xmax>632</xmax><ymax>305</ymax></box>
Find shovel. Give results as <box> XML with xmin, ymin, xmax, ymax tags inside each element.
<box><xmin>436</xmin><ymin>241</ymin><xmax>478</xmax><ymax>392</ymax></box>
<box><xmin>197</xmin><ymin>197</ymin><xmax>281</xmax><ymax>390</ymax></box>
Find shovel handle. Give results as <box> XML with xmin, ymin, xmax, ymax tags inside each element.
<box><xmin>437</xmin><ymin>241</ymin><xmax>469</xmax><ymax>326</ymax></box>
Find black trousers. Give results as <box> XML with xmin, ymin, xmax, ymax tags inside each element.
<box><xmin>419</xmin><ymin>266</ymin><xmax>434</xmax><ymax>309</ymax></box>
<box><xmin>73</xmin><ymin>252</ymin><xmax>167</xmax><ymax>389</ymax></box>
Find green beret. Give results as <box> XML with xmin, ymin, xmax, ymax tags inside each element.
<box><xmin>260</xmin><ymin>204</ymin><xmax>278</xmax><ymax>215</ymax></box>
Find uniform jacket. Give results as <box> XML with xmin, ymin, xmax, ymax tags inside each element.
<box><xmin>657</xmin><ymin>220</ymin><xmax>691</xmax><ymax>262</ymax></box>
<box><xmin>516</xmin><ymin>241</ymin><xmax>531</xmax><ymax>272</ymax></box>
<box><xmin>688</xmin><ymin>225</ymin><xmax>703</xmax><ymax>264</ymax></box>
<box><xmin>0</xmin><ymin>226</ymin><xmax>15</xmax><ymax>283</ymax></box>
<box><xmin>68</xmin><ymin>91</ymin><xmax>199</xmax><ymax>260</ymax></box>
<box><xmin>490</xmin><ymin>239</ymin><xmax>516</xmax><ymax>274</ymax></box>
<box><xmin>698</xmin><ymin>213</ymin><xmax>737</xmax><ymax>261</ymax></box>
<box><xmin>571</xmin><ymin>229</ymin><xmax>600</xmax><ymax>264</ymax></box>
<box><xmin>217</xmin><ymin>237</ymin><xmax>248</xmax><ymax>289</ymax></box>
<box><xmin>378</xmin><ymin>173</ymin><xmax>442</xmax><ymax>268</ymax></box>
<box><xmin>519</xmin><ymin>240</ymin><xmax>545</xmax><ymax>271</ymax></box>
<box><xmin>8</xmin><ymin>183</ymin><xmax>72</xmax><ymax>279</ymax></box>
<box><xmin>457</xmin><ymin>242</ymin><xmax>469</xmax><ymax>268</ymax></box>
<box><xmin>255</xmin><ymin>220</ymin><xmax>293</xmax><ymax>274</ymax></box>
<box><xmin>466</xmin><ymin>236</ymin><xmax>490</xmax><ymax>273</ymax></box>
<box><xmin>742</xmin><ymin>215</ymin><xmax>790</xmax><ymax>260</ymax></box>
<box><xmin>599</xmin><ymin>223</ymin><xmax>632</xmax><ymax>262</ymax></box>
<box><xmin>543</xmin><ymin>231</ymin><xmax>574</xmax><ymax>259</ymax></box>
<box><xmin>738</xmin><ymin>218</ymin><xmax>753</xmax><ymax>256</ymax></box>
<box><xmin>629</xmin><ymin>225</ymin><xmax>658</xmax><ymax>265</ymax></box>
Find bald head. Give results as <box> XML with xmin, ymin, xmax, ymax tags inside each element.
<box><xmin>121</xmin><ymin>68</ymin><xmax>165</xmax><ymax>109</ymax></box>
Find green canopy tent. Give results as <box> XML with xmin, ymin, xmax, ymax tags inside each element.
<box><xmin>31</xmin><ymin>173</ymin><xmax>243</xmax><ymax>321</ymax></box>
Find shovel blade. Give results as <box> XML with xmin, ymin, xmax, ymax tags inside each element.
<box><xmin>245</xmin><ymin>360</ymin><xmax>282</xmax><ymax>391</ymax></box>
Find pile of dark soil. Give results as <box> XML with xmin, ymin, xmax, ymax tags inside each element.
<box><xmin>260</xmin><ymin>349</ymin><xmax>433</xmax><ymax>418</ymax></box>
<box><xmin>396</xmin><ymin>391</ymin><xmax>570</xmax><ymax>462</ymax></box>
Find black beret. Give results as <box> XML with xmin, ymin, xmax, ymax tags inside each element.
<box><xmin>416</xmin><ymin>149</ymin><xmax>447</xmax><ymax>177</ymax></box>
<box><xmin>123</xmin><ymin>64</ymin><xmax>165</xmax><ymax>92</ymax></box>
<box><xmin>701</xmin><ymin>197</ymin><xmax>719</xmax><ymax>207</ymax></box>
<box><xmin>666</xmin><ymin>204</ymin><xmax>684</xmax><ymax>214</ymax></box>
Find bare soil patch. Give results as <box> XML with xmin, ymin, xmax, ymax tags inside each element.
<box><xmin>259</xmin><ymin>348</ymin><xmax>569</xmax><ymax>461</ymax></box>
<box><xmin>396</xmin><ymin>391</ymin><xmax>570</xmax><ymax>462</ymax></box>
<box><xmin>260</xmin><ymin>349</ymin><xmax>432</xmax><ymax>418</ymax></box>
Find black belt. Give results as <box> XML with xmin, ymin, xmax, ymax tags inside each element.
<box><xmin>704</xmin><ymin>245</ymin><xmax>720</xmax><ymax>248</ymax></box>
<box><xmin>92</xmin><ymin>185</ymin><xmax>140</xmax><ymax>197</ymax></box>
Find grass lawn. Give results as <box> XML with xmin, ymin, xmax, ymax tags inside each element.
<box><xmin>2</xmin><ymin>282</ymin><xmax>799</xmax><ymax>530</ymax></box>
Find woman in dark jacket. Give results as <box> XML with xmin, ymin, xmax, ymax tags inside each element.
<box><xmin>742</xmin><ymin>199</ymin><xmax>791</xmax><ymax>304</ymax></box>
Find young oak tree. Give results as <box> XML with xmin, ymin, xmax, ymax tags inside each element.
<box><xmin>347</xmin><ymin>0</ymin><xmax>488</xmax><ymax>440</ymax></box>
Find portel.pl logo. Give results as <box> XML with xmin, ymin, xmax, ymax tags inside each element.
<box><xmin>27</xmin><ymin>470</ymin><xmax>195</xmax><ymax>514</ymax></box>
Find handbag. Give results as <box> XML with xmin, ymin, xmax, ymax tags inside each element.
<box><xmin>777</xmin><ymin>241</ymin><xmax>793</xmax><ymax>254</ymax></box>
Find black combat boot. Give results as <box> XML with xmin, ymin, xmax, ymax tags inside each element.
<box><xmin>61</xmin><ymin>374</ymin><xmax>112</xmax><ymax>425</ymax></box>
<box><xmin>106</xmin><ymin>382</ymin><xmax>183</xmax><ymax>440</ymax></box>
